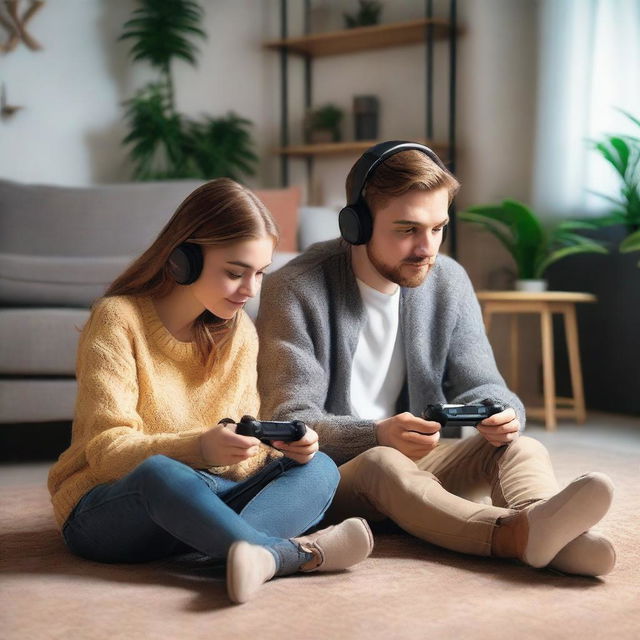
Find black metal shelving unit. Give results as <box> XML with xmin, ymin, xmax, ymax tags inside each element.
<box><xmin>270</xmin><ymin>0</ymin><xmax>459</xmax><ymax>258</ymax></box>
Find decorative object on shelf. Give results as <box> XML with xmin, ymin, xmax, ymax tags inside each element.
<box><xmin>343</xmin><ymin>0</ymin><xmax>383</xmax><ymax>29</ymax></box>
<box><xmin>119</xmin><ymin>0</ymin><xmax>257</xmax><ymax>181</ymax></box>
<box><xmin>353</xmin><ymin>95</ymin><xmax>379</xmax><ymax>141</ymax></box>
<box><xmin>459</xmin><ymin>199</ymin><xmax>609</xmax><ymax>289</ymax></box>
<box><xmin>304</xmin><ymin>104</ymin><xmax>344</xmax><ymax>144</ymax></box>
<box><xmin>0</xmin><ymin>0</ymin><xmax>44</xmax><ymax>53</ymax></box>
<box><xmin>0</xmin><ymin>82</ymin><xmax>22</xmax><ymax>119</ymax></box>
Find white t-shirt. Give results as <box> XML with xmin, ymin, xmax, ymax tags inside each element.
<box><xmin>350</xmin><ymin>278</ymin><xmax>406</xmax><ymax>420</ymax></box>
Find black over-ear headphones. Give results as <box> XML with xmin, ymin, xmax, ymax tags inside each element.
<box><xmin>168</xmin><ymin>242</ymin><xmax>203</xmax><ymax>285</ymax></box>
<box><xmin>338</xmin><ymin>140</ymin><xmax>449</xmax><ymax>246</ymax></box>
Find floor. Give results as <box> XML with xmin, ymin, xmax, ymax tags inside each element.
<box><xmin>1</xmin><ymin>411</ymin><xmax>639</xmax><ymax>640</ymax></box>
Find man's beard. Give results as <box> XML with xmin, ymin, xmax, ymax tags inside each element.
<box><xmin>367</xmin><ymin>245</ymin><xmax>434</xmax><ymax>288</ymax></box>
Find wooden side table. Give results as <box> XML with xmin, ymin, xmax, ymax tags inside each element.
<box><xmin>476</xmin><ymin>291</ymin><xmax>597</xmax><ymax>430</ymax></box>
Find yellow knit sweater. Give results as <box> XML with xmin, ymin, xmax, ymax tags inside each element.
<box><xmin>47</xmin><ymin>295</ymin><xmax>281</xmax><ymax>529</ymax></box>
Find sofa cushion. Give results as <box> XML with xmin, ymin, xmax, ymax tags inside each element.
<box><xmin>0</xmin><ymin>308</ymin><xmax>90</xmax><ymax>374</ymax></box>
<box><xmin>254</xmin><ymin>187</ymin><xmax>301</xmax><ymax>252</ymax></box>
<box><xmin>0</xmin><ymin>254</ymin><xmax>131</xmax><ymax>306</ymax></box>
<box><xmin>0</xmin><ymin>379</ymin><xmax>77</xmax><ymax>423</ymax></box>
<box><xmin>298</xmin><ymin>206</ymin><xmax>341</xmax><ymax>250</ymax></box>
<box><xmin>0</xmin><ymin>178</ymin><xmax>204</xmax><ymax>257</ymax></box>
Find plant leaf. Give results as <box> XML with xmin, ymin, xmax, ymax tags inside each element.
<box><xmin>620</xmin><ymin>229</ymin><xmax>640</xmax><ymax>253</ymax></box>
<box><xmin>535</xmin><ymin>244</ymin><xmax>608</xmax><ymax>279</ymax></box>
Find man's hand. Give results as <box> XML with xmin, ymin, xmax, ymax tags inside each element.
<box><xmin>376</xmin><ymin>412</ymin><xmax>441</xmax><ymax>460</ymax></box>
<box><xmin>476</xmin><ymin>407</ymin><xmax>520</xmax><ymax>447</ymax></box>
<box><xmin>272</xmin><ymin>426</ymin><xmax>319</xmax><ymax>465</ymax></box>
<box><xmin>200</xmin><ymin>422</ymin><xmax>261</xmax><ymax>466</ymax></box>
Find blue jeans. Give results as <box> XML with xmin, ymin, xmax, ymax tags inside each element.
<box><xmin>62</xmin><ymin>452</ymin><xmax>339</xmax><ymax>576</ymax></box>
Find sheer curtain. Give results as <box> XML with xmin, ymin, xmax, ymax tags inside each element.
<box><xmin>532</xmin><ymin>0</ymin><xmax>640</xmax><ymax>221</ymax></box>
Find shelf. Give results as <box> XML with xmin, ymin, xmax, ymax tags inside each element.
<box><xmin>264</xmin><ymin>18</ymin><xmax>453</xmax><ymax>58</ymax></box>
<box><xmin>274</xmin><ymin>139</ymin><xmax>449</xmax><ymax>158</ymax></box>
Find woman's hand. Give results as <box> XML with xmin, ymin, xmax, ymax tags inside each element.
<box><xmin>271</xmin><ymin>426</ymin><xmax>319</xmax><ymax>465</ymax></box>
<box><xmin>200</xmin><ymin>422</ymin><xmax>261</xmax><ymax>467</ymax></box>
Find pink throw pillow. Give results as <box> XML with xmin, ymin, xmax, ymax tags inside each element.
<box><xmin>253</xmin><ymin>186</ymin><xmax>301</xmax><ymax>253</ymax></box>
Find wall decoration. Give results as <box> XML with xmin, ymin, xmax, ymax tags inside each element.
<box><xmin>1</xmin><ymin>82</ymin><xmax>23</xmax><ymax>118</ymax></box>
<box><xmin>0</xmin><ymin>0</ymin><xmax>44</xmax><ymax>53</ymax></box>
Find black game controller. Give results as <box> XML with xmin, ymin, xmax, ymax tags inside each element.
<box><xmin>233</xmin><ymin>415</ymin><xmax>307</xmax><ymax>443</ymax></box>
<box><xmin>422</xmin><ymin>400</ymin><xmax>505</xmax><ymax>429</ymax></box>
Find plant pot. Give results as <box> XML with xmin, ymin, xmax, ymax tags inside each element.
<box><xmin>307</xmin><ymin>129</ymin><xmax>339</xmax><ymax>144</ymax></box>
<box><xmin>515</xmin><ymin>279</ymin><xmax>548</xmax><ymax>292</ymax></box>
<box><xmin>546</xmin><ymin>225</ymin><xmax>640</xmax><ymax>415</ymax></box>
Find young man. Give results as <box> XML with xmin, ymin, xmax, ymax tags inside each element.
<box><xmin>256</xmin><ymin>141</ymin><xmax>616</xmax><ymax>576</ymax></box>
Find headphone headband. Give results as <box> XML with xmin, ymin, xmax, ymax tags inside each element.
<box><xmin>346</xmin><ymin>140</ymin><xmax>447</xmax><ymax>206</ymax></box>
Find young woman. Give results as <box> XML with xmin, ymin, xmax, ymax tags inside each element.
<box><xmin>48</xmin><ymin>178</ymin><xmax>373</xmax><ymax>604</ymax></box>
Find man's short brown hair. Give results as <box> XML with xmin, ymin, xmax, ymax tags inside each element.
<box><xmin>345</xmin><ymin>149</ymin><xmax>460</xmax><ymax>213</ymax></box>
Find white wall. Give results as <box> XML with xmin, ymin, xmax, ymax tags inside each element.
<box><xmin>0</xmin><ymin>0</ymin><xmax>537</xmax><ymax>212</ymax></box>
<box><xmin>0</xmin><ymin>0</ymin><xmax>276</xmax><ymax>186</ymax></box>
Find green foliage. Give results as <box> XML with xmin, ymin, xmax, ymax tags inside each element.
<box><xmin>620</xmin><ymin>229</ymin><xmax>640</xmax><ymax>266</ymax></box>
<box><xmin>119</xmin><ymin>0</ymin><xmax>256</xmax><ymax>182</ymax></box>
<box><xmin>588</xmin><ymin>109</ymin><xmax>640</xmax><ymax>236</ymax></box>
<box><xmin>344</xmin><ymin>0</ymin><xmax>383</xmax><ymax>28</ymax></box>
<box><xmin>459</xmin><ymin>199</ymin><xmax>608</xmax><ymax>280</ymax></box>
<box><xmin>305</xmin><ymin>104</ymin><xmax>344</xmax><ymax>142</ymax></box>
<box><xmin>185</xmin><ymin>114</ymin><xmax>259</xmax><ymax>182</ymax></box>
<box><xmin>122</xmin><ymin>84</ymin><xmax>190</xmax><ymax>180</ymax></box>
<box><xmin>120</xmin><ymin>0</ymin><xmax>205</xmax><ymax>70</ymax></box>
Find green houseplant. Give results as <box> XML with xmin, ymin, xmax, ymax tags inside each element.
<box><xmin>304</xmin><ymin>104</ymin><xmax>344</xmax><ymax>144</ymax></box>
<box><xmin>344</xmin><ymin>0</ymin><xmax>383</xmax><ymax>29</ymax></box>
<box><xmin>120</xmin><ymin>0</ymin><xmax>257</xmax><ymax>181</ymax></box>
<box><xmin>589</xmin><ymin>109</ymin><xmax>640</xmax><ymax>237</ymax></box>
<box><xmin>459</xmin><ymin>199</ymin><xmax>608</xmax><ymax>290</ymax></box>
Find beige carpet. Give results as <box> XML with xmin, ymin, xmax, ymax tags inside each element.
<box><xmin>1</xmin><ymin>423</ymin><xmax>639</xmax><ymax>640</ymax></box>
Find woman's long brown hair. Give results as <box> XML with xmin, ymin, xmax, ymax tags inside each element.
<box><xmin>106</xmin><ymin>178</ymin><xmax>279</xmax><ymax>373</ymax></box>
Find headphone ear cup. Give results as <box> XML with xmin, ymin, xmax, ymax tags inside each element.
<box><xmin>339</xmin><ymin>203</ymin><xmax>373</xmax><ymax>245</ymax></box>
<box><xmin>168</xmin><ymin>243</ymin><xmax>203</xmax><ymax>285</ymax></box>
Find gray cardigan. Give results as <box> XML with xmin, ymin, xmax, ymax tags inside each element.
<box><xmin>256</xmin><ymin>239</ymin><xmax>525</xmax><ymax>465</ymax></box>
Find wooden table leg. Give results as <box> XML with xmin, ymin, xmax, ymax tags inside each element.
<box><xmin>563</xmin><ymin>304</ymin><xmax>587</xmax><ymax>424</ymax></box>
<box><xmin>540</xmin><ymin>308</ymin><xmax>557</xmax><ymax>430</ymax></box>
<box><xmin>510</xmin><ymin>313</ymin><xmax>519</xmax><ymax>393</ymax></box>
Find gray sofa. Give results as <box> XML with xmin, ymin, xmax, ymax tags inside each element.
<box><xmin>0</xmin><ymin>178</ymin><xmax>339</xmax><ymax>424</ymax></box>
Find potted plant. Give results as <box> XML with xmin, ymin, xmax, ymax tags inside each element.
<box><xmin>120</xmin><ymin>0</ymin><xmax>257</xmax><ymax>181</ymax></box>
<box><xmin>304</xmin><ymin>104</ymin><xmax>344</xmax><ymax>144</ymax></box>
<box><xmin>545</xmin><ymin>110</ymin><xmax>640</xmax><ymax>416</ymax></box>
<box><xmin>459</xmin><ymin>199</ymin><xmax>608</xmax><ymax>291</ymax></box>
<box><xmin>344</xmin><ymin>0</ymin><xmax>383</xmax><ymax>29</ymax></box>
<box><xmin>588</xmin><ymin>109</ymin><xmax>640</xmax><ymax>239</ymax></box>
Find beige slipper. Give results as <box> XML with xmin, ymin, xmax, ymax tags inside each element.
<box><xmin>226</xmin><ymin>541</ymin><xmax>276</xmax><ymax>604</ymax></box>
<box><xmin>524</xmin><ymin>472</ymin><xmax>614</xmax><ymax>568</ymax></box>
<box><xmin>295</xmin><ymin>517</ymin><xmax>374</xmax><ymax>572</ymax></box>
<box><xmin>548</xmin><ymin>530</ymin><xmax>616</xmax><ymax>576</ymax></box>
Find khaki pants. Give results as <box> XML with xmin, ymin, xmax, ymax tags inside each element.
<box><xmin>324</xmin><ymin>435</ymin><xmax>559</xmax><ymax>556</ymax></box>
